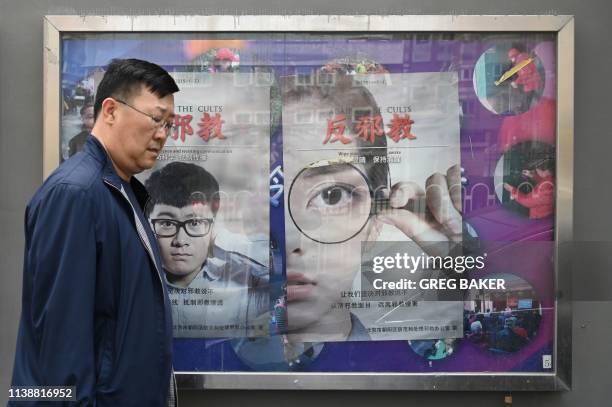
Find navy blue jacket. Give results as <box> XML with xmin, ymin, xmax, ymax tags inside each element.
<box><xmin>11</xmin><ymin>136</ymin><xmax>174</xmax><ymax>406</ymax></box>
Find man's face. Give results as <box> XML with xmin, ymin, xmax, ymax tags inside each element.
<box><xmin>81</xmin><ymin>106</ymin><xmax>95</xmax><ymax>131</ymax></box>
<box><xmin>111</xmin><ymin>86</ymin><xmax>175</xmax><ymax>177</ymax></box>
<box><xmin>282</xmin><ymin>96</ymin><xmax>381</xmax><ymax>334</ymax></box>
<box><xmin>149</xmin><ymin>203</ymin><xmax>215</xmax><ymax>281</ymax></box>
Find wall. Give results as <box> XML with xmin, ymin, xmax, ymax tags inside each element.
<box><xmin>1</xmin><ymin>1</ymin><xmax>611</xmax><ymax>405</ymax></box>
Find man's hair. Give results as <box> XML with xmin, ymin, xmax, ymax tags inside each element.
<box><xmin>94</xmin><ymin>58</ymin><xmax>179</xmax><ymax>119</ymax></box>
<box><xmin>524</xmin><ymin>142</ymin><xmax>555</xmax><ymax>173</ymax></box>
<box><xmin>80</xmin><ymin>102</ymin><xmax>94</xmax><ymax>117</ymax></box>
<box><xmin>529</xmin><ymin>158</ymin><xmax>554</xmax><ymax>172</ymax></box>
<box><xmin>145</xmin><ymin>162</ymin><xmax>220</xmax><ymax>215</ymax></box>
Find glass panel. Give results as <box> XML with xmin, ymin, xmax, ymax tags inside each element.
<box><xmin>60</xmin><ymin>31</ymin><xmax>557</xmax><ymax>374</ymax></box>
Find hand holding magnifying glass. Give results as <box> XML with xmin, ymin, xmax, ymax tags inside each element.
<box><xmin>376</xmin><ymin>164</ymin><xmax>463</xmax><ymax>255</ymax></box>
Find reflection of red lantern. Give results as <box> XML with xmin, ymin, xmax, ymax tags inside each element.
<box><xmin>184</xmin><ymin>40</ymin><xmax>244</xmax><ymax>59</ymax></box>
<box><xmin>212</xmin><ymin>48</ymin><xmax>240</xmax><ymax>72</ymax></box>
<box><xmin>215</xmin><ymin>47</ymin><xmax>238</xmax><ymax>61</ymax></box>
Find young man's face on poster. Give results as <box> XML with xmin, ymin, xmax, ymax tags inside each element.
<box><xmin>282</xmin><ymin>94</ymin><xmax>383</xmax><ymax>337</ymax></box>
<box><xmin>149</xmin><ymin>202</ymin><xmax>215</xmax><ymax>283</ymax></box>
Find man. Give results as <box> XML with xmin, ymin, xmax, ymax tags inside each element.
<box><xmin>507</xmin><ymin>47</ymin><xmax>542</xmax><ymax>111</ymax></box>
<box><xmin>503</xmin><ymin>157</ymin><xmax>555</xmax><ymax>219</ymax></box>
<box><xmin>11</xmin><ymin>59</ymin><xmax>179</xmax><ymax>406</ymax></box>
<box><xmin>495</xmin><ymin>316</ymin><xmax>529</xmax><ymax>352</ymax></box>
<box><xmin>68</xmin><ymin>101</ymin><xmax>95</xmax><ymax>157</ymax></box>
<box><xmin>145</xmin><ymin>162</ymin><xmax>268</xmax><ymax>338</ymax></box>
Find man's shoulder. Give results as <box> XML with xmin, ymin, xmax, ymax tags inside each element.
<box><xmin>31</xmin><ymin>153</ymin><xmax>106</xmax><ymax>208</ymax></box>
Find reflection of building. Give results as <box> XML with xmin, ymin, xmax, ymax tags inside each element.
<box><xmin>280</xmin><ymin>39</ymin><xmax>406</xmax><ymax>77</ymax></box>
<box><xmin>62</xmin><ymin>38</ymin><xmax>191</xmax><ymax>110</ymax></box>
<box><xmin>463</xmin><ymin>182</ymin><xmax>498</xmax><ymax>212</ymax></box>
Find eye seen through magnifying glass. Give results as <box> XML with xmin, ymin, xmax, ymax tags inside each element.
<box><xmin>288</xmin><ymin>162</ymin><xmax>376</xmax><ymax>244</ymax></box>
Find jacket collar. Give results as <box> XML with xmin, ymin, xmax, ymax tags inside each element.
<box><xmin>84</xmin><ymin>135</ymin><xmax>151</xmax><ymax>210</ymax></box>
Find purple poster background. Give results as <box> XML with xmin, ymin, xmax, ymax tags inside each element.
<box><xmin>61</xmin><ymin>33</ymin><xmax>557</xmax><ymax>373</ymax></box>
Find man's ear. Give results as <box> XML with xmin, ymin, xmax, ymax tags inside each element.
<box><xmin>100</xmin><ymin>97</ymin><xmax>119</xmax><ymax>124</ymax></box>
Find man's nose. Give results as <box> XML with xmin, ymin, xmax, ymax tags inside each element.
<box><xmin>171</xmin><ymin>226</ymin><xmax>189</xmax><ymax>246</ymax></box>
<box><xmin>154</xmin><ymin>126</ymin><xmax>168</xmax><ymax>140</ymax></box>
<box><xmin>285</xmin><ymin>220</ymin><xmax>306</xmax><ymax>257</ymax></box>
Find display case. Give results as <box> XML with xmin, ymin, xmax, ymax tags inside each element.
<box><xmin>43</xmin><ymin>15</ymin><xmax>574</xmax><ymax>391</ymax></box>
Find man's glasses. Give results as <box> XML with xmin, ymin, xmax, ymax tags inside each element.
<box><xmin>114</xmin><ymin>98</ymin><xmax>176</xmax><ymax>136</ymax></box>
<box><xmin>151</xmin><ymin>218</ymin><xmax>214</xmax><ymax>238</ymax></box>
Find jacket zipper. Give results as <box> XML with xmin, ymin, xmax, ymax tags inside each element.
<box><xmin>104</xmin><ymin>179</ymin><xmax>177</xmax><ymax>405</ymax></box>
<box><xmin>102</xmin><ymin>180</ymin><xmax>167</xmax><ymax>304</ymax></box>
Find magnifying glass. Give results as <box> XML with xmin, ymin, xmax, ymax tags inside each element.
<box><xmin>288</xmin><ymin>161</ymin><xmax>426</xmax><ymax>244</ymax></box>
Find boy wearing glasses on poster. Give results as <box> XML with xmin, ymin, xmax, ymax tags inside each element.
<box><xmin>145</xmin><ymin>162</ymin><xmax>268</xmax><ymax>337</ymax></box>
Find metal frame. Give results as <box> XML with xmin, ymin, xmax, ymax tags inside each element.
<box><xmin>43</xmin><ymin>14</ymin><xmax>574</xmax><ymax>391</ymax></box>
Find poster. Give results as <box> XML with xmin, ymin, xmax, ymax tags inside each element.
<box><xmin>137</xmin><ymin>72</ymin><xmax>271</xmax><ymax>338</ymax></box>
<box><xmin>281</xmin><ymin>72</ymin><xmax>463</xmax><ymax>342</ymax></box>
